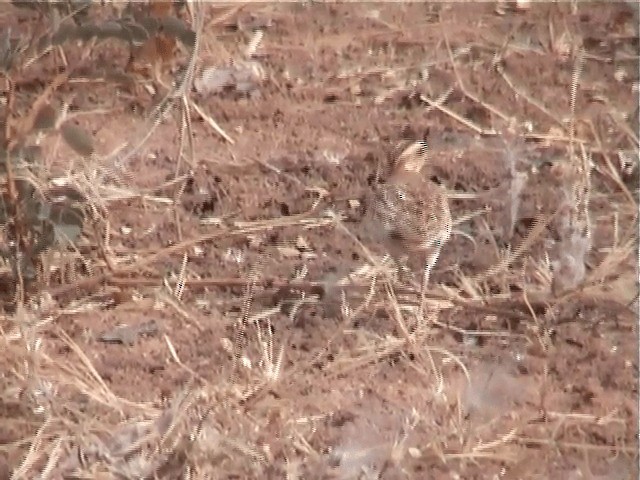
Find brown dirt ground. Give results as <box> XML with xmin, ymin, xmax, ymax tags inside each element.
<box><xmin>1</xmin><ymin>2</ymin><xmax>638</xmax><ymax>479</ymax></box>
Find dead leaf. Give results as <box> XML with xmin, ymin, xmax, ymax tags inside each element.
<box><xmin>60</xmin><ymin>122</ymin><xmax>95</xmax><ymax>157</ymax></box>
<box><xmin>148</xmin><ymin>0</ymin><xmax>172</xmax><ymax>17</ymax></box>
<box><xmin>33</xmin><ymin>104</ymin><xmax>58</xmax><ymax>130</ymax></box>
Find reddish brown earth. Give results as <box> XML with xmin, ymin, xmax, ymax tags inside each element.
<box><xmin>1</xmin><ymin>2</ymin><xmax>638</xmax><ymax>479</ymax></box>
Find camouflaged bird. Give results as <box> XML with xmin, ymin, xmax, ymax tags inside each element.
<box><xmin>366</xmin><ymin>140</ymin><xmax>452</xmax><ymax>289</ymax></box>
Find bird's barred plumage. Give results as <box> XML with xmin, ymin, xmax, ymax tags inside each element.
<box><xmin>364</xmin><ymin>140</ymin><xmax>452</xmax><ymax>290</ymax></box>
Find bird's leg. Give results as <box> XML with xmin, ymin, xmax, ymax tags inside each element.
<box><xmin>396</xmin><ymin>255</ymin><xmax>416</xmax><ymax>284</ymax></box>
<box><xmin>375</xmin><ymin>253</ymin><xmax>399</xmax><ymax>284</ymax></box>
<box><xmin>419</xmin><ymin>245</ymin><xmax>442</xmax><ymax>318</ymax></box>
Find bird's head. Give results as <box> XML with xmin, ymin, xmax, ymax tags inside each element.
<box><xmin>393</xmin><ymin>140</ymin><xmax>429</xmax><ymax>174</ymax></box>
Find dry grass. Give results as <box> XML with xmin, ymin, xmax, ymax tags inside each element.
<box><xmin>1</xmin><ymin>2</ymin><xmax>638</xmax><ymax>479</ymax></box>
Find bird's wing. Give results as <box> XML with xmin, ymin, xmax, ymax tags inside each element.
<box><xmin>376</xmin><ymin>181</ymin><xmax>451</xmax><ymax>252</ymax></box>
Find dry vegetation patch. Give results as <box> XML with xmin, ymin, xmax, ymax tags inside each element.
<box><xmin>0</xmin><ymin>2</ymin><xmax>638</xmax><ymax>479</ymax></box>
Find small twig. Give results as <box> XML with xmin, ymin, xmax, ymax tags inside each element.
<box><xmin>515</xmin><ymin>436</ymin><xmax>637</xmax><ymax>453</ymax></box>
<box><xmin>419</xmin><ymin>93</ymin><xmax>497</xmax><ymax>136</ymax></box>
<box><xmin>190</xmin><ymin>100</ymin><xmax>235</xmax><ymax>144</ymax></box>
<box><xmin>2</xmin><ymin>75</ymin><xmax>13</xmax><ymax>142</ymax></box>
<box><xmin>588</xmin><ymin>120</ymin><xmax>637</xmax><ymax>207</ymax></box>
<box><xmin>422</xmin><ymin>85</ymin><xmax>455</xmax><ymax>115</ymax></box>
<box><xmin>569</xmin><ymin>47</ymin><xmax>585</xmax><ymax>161</ymax></box>
<box><xmin>440</xmin><ymin>24</ymin><xmax>511</xmax><ymax>123</ymax></box>
<box><xmin>47</xmin><ymin>213</ymin><xmax>330</xmax><ymax>298</ymax></box>
<box><xmin>495</xmin><ymin>62</ymin><xmax>565</xmax><ymax>129</ymax></box>
<box><xmin>472</xmin><ymin>209</ymin><xmax>561</xmax><ymax>283</ymax></box>
<box><xmin>205</xmin><ymin>4</ymin><xmax>247</xmax><ymax>30</ymax></box>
